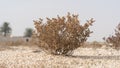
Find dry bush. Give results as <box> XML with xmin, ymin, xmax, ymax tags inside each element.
<box><xmin>33</xmin><ymin>12</ymin><xmax>95</xmax><ymax>55</ymax></box>
<box><xmin>104</xmin><ymin>23</ymin><xmax>120</xmax><ymax>49</ymax></box>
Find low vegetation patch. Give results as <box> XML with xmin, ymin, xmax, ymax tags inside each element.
<box><xmin>104</xmin><ymin>23</ymin><xmax>120</xmax><ymax>49</ymax></box>
<box><xmin>33</xmin><ymin>12</ymin><xmax>95</xmax><ymax>55</ymax></box>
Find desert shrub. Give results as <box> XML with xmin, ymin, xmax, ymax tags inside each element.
<box><xmin>33</xmin><ymin>12</ymin><xmax>95</xmax><ymax>55</ymax></box>
<box><xmin>104</xmin><ymin>23</ymin><xmax>120</xmax><ymax>49</ymax></box>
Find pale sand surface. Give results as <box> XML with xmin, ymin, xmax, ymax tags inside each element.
<box><xmin>0</xmin><ymin>45</ymin><xmax>120</xmax><ymax>68</ymax></box>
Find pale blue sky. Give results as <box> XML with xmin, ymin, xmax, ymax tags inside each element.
<box><xmin>0</xmin><ymin>0</ymin><xmax>120</xmax><ymax>41</ymax></box>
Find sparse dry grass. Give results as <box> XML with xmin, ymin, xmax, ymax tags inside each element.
<box><xmin>0</xmin><ymin>38</ymin><xmax>34</xmax><ymax>47</ymax></box>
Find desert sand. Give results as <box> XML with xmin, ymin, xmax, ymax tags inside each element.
<box><xmin>0</xmin><ymin>45</ymin><xmax>120</xmax><ymax>68</ymax></box>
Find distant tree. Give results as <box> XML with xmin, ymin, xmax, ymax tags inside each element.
<box><xmin>0</xmin><ymin>22</ymin><xmax>12</xmax><ymax>37</ymax></box>
<box><xmin>24</xmin><ymin>28</ymin><xmax>33</xmax><ymax>37</ymax></box>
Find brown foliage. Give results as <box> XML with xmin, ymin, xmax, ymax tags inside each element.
<box><xmin>33</xmin><ymin>12</ymin><xmax>95</xmax><ymax>55</ymax></box>
<box><xmin>104</xmin><ymin>23</ymin><xmax>120</xmax><ymax>49</ymax></box>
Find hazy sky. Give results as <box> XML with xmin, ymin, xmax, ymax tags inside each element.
<box><xmin>0</xmin><ymin>0</ymin><xmax>120</xmax><ymax>41</ymax></box>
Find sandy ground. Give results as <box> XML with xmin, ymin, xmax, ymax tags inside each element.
<box><xmin>0</xmin><ymin>45</ymin><xmax>120</xmax><ymax>68</ymax></box>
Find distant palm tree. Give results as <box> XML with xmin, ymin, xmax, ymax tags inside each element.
<box><xmin>24</xmin><ymin>28</ymin><xmax>33</xmax><ymax>37</ymax></box>
<box><xmin>0</xmin><ymin>22</ymin><xmax>12</xmax><ymax>37</ymax></box>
